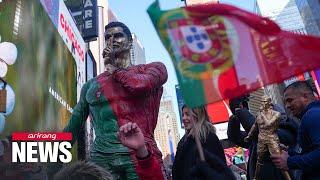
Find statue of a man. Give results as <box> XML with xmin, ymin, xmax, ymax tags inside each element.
<box><xmin>64</xmin><ymin>21</ymin><xmax>167</xmax><ymax>180</ymax></box>
<box><xmin>244</xmin><ymin>96</ymin><xmax>291</xmax><ymax>180</ymax></box>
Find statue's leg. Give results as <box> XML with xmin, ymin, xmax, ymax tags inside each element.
<box><xmin>90</xmin><ymin>151</ymin><xmax>118</xmax><ymax>179</ymax></box>
<box><xmin>90</xmin><ymin>151</ymin><xmax>139</xmax><ymax>180</ymax></box>
<box><xmin>254</xmin><ymin>142</ymin><xmax>267</xmax><ymax>180</ymax></box>
<box><xmin>121</xmin><ymin>153</ymin><xmax>140</xmax><ymax>180</ymax></box>
<box><xmin>268</xmin><ymin>137</ymin><xmax>291</xmax><ymax>180</ymax></box>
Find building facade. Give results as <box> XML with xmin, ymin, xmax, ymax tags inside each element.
<box><xmin>257</xmin><ymin>0</ymin><xmax>307</xmax><ymax>32</ymax></box>
<box><xmin>295</xmin><ymin>0</ymin><xmax>320</xmax><ymax>95</ymax></box>
<box><xmin>154</xmin><ymin>90</ymin><xmax>180</xmax><ymax>172</ymax></box>
<box><xmin>89</xmin><ymin>0</ymin><xmax>109</xmax><ymax>74</ymax></box>
<box><xmin>248</xmin><ymin>88</ymin><xmax>265</xmax><ymax>116</ymax></box>
<box><xmin>131</xmin><ymin>33</ymin><xmax>146</xmax><ymax>65</ymax></box>
<box><xmin>256</xmin><ymin>0</ymin><xmax>308</xmax><ymax>107</ymax></box>
<box><xmin>295</xmin><ymin>0</ymin><xmax>320</xmax><ymax>36</ymax></box>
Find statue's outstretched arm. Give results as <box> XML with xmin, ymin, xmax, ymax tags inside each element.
<box><xmin>64</xmin><ymin>82</ymin><xmax>90</xmax><ymax>145</ymax></box>
<box><xmin>246</xmin><ymin>120</ymin><xmax>258</xmax><ymax>140</ymax></box>
<box><xmin>113</xmin><ymin>62</ymin><xmax>168</xmax><ymax>95</ymax></box>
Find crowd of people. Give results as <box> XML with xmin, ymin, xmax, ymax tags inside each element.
<box><xmin>227</xmin><ymin>81</ymin><xmax>320</xmax><ymax>180</ymax></box>
<box><xmin>1</xmin><ymin>20</ymin><xmax>320</xmax><ymax>180</ymax></box>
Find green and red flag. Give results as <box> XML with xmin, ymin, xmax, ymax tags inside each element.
<box><xmin>147</xmin><ymin>1</ymin><xmax>320</xmax><ymax>108</ymax></box>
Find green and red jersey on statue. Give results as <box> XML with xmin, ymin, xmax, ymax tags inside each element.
<box><xmin>64</xmin><ymin>62</ymin><xmax>168</xmax><ymax>180</ymax></box>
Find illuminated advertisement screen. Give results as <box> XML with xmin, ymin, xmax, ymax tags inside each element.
<box><xmin>0</xmin><ymin>0</ymin><xmax>77</xmax><ymax>134</ymax></box>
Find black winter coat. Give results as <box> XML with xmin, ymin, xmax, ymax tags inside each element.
<box><xmin>172</xmin><ymin>131</ymin><xmax>226</xmax><ymax>180</ymax></box>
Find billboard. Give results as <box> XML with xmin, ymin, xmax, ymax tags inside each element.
<box><xmin>64</xmin><ymin>0</ymin><xmax>99</xmax><ymax>42</ymax></box>
<box><xmin>0</xmin><ymin>0</ymin><xmax>82</xmax><ymax>133</ymax></box>
<box><xmin>40</xmin><ymin>0</ymin><xmax>86</xmax><ymax>99</ymax></box>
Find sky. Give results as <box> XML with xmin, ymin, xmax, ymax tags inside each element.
<box><xmin>256</xmin><ymin>0</ymin><xmax>290</xmax><ymax>17</ymax></box>
<box><xmin>109</xmin><ymin>0</ymin><xmax>255</xmax><ymax>138</ymax></box>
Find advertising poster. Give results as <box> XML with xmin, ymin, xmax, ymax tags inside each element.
<box><xmin>0</xmin><ymin>0</ymin><xmax>78</xmax><ymax>134</ymax></box>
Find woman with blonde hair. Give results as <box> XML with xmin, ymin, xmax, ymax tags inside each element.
<box><xmin>172</xmin><ymin>105</ymin><xmax>234</xmax><ymax>179</ymax></box>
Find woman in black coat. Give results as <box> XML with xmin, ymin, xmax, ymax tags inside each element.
<box><xmin>172</xmin><ymin>105</ymin><xmax>235</xmax><ymax>180</ymax></box>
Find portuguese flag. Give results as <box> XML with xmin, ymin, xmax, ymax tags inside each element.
<box><xmin>147</xmin><ymin>1</ymin><xmax>320</xmax><ymax>108</ymax></box>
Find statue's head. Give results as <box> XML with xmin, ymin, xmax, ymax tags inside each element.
<box><xmin>104</xmin><ymin>22</ymin><xmax>132</xmax><ymax>54</ymax></box>
<box><xmin>103</xmin><ymin>22</ymin><xmax>133</xmax><ymax>68</ymax></box>
<box><xmin>261</xmin><ymin>95</ymin><xmax>272</xmax><ymax>108</ymax></box>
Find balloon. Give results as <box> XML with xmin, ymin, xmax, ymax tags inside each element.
<box><xmin>0</xmin><ymin>83</ymin><xmax>15</xmax><ymax>116</ymax></box>
<box><xmin>0</xmin><ymin>61</ymin><xmax>7</xmax><ymax>77</ymax></box>
<box><xmin>0</xmin><ymin>42</ymin><xmax>18</xmax><ymax>65</ymax></box>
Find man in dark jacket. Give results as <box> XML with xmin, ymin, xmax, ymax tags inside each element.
<box><xmin>227</xmin><ymin>96</ymin><xmax>298</xmax><ymax>180</ymax></box>
<box><xmin>271</xmin><ymin>81</ymin><xmax>320</xmax><ymax>180</ymax></box>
